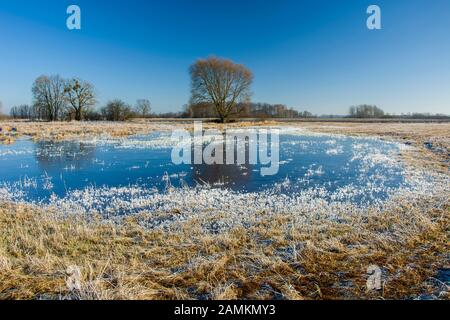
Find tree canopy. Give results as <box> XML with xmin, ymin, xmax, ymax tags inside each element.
<box><xmin>190</xmin><ymin>57</ymin><xmax>253</xmax><ymax>123</ymax></box>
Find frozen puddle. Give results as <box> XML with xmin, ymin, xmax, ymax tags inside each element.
<box><xmin>0</xmin><ymin>128</ymin><xmax>440</xmax><ymax>222</ymax></box>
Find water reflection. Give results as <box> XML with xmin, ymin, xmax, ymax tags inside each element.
<box><xmin>191</xmin><ymin>136</ymin><xmax>254</xmax><ymax>187</ymax></box>
<box><xmin>0</xmin><ymin>133</ymin><xmax>406</xmax><ymax>205</ymax></box>
<box><xmin>35</xmin><ymin>140</ymin><xmax>97</xmax><ymax>171</ymax></box>
<box><xmin>192</xmin><ymin>159</ymin><xmax>253</xmax><ymax>187</ymax></box>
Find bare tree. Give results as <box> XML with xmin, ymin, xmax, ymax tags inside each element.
<box><xmin>348</xmin><ymin>105</ymin><xmax>384</xmax><ymax>118</ymax></box>
<box><xmin>0</xmin><ymin>100</ymin><xmax>3</xmax><ymax>115</ymax></box>
<box><xmin>32</xmin><ymin>75</ymin><xmax>66</xmax><ymax>121</ymax></box>
<box><xmin>64</xmin><ymin>78</ymin><xmax>97</xmax><ymax>121</ymax></box>
<box><xmin>135</xmin><ymin>99</ymin><xmax>151</xmax><ymax>117</ymax></box>
<box><xmin>189</xmin><ymin>56</ymin><xmax>253</xmax><ymax>123</ymax></box>
<box><xmin>10</xmin><ymin>104</ymin><xmax>35</xmax><ymax>119</ymax></box>
<box><xmin>101</xmin><ymin>99</ymin><xmax>133</xmax><ymax>121</ymax></box>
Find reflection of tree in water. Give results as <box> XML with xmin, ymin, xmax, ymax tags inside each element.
<box><xmin>34</xmin><ymin>141</ymin><xmax>96</xmax><ymax>171</ymax></box>
<box><xmin>191</xmin><ymin>139</ymin><xmax>253</xmax><ymax>188</ymax></box>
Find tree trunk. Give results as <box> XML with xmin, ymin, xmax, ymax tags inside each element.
<box><xmin>75</xmin><ymin>109</ymin><xmax>82</xmax><ymax>121</ymax></box>
<box><xmin>219</xmin><ymin>115</ymin><xmax>228</xmax><ymax>123</ymax></box>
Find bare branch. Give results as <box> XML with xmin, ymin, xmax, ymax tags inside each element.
<box><xmin>189</xmin><ymin>56</ymin><xmax>253</xmax><ymax>123</ymax></box>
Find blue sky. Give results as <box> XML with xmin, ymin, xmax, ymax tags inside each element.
<box><xmin>1</xmin><ymin>0</ymin><xmax>449</xmax><ymax>115</ymax></box>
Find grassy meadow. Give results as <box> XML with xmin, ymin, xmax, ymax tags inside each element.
<box><xmin>0</xmin><ymin>120</ymin><xmax>448</xmax><ymax>300</ymax></box>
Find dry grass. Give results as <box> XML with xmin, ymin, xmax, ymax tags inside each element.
<box><xmin>0</xmin><ymin>120</ymin><xmax>449</xmax><ymax>300</ymax></box>
<box><xmin>0</xmin><ymin>194</ymin><xmax>448</xmax><ymax>300</ymax></box>
<box><xmin>0</xmin><ymin>119</ymin><xmax>288</xmax><ymax>142</ymax></box>
<box><xmin>2</xmin><ymin>119</ymin><xmax>449</xmax><ymax>149</ymax></box>
<box><xmin>0</xmin><ymin>120</ymin><xmax>173</xmax><ymax>142</ymax></box>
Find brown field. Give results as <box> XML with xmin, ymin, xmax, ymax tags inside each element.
<box><xmin>1</xmin><ymin>118</ymin><xmax>449</xmax><ymax>150</ymax></box>
<box><xmin>0</xmin><ymin>120</ymin><xmax>448</xmax><ymax>300</ymax></box>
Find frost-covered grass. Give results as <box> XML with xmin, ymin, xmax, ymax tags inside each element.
<box><xmin>0</xmin><ymin>186</ymin><xmax>447</xmax><ymax>300</ymax></box>
<box><xmin>0</xmin><ymin>176</ymin><xmax>447</xmax><ymax>300</ymax></box>
<box><xmin>0</xmin><ymin>148</ymin><xmax>446</xmax><ymax>230</ymax></box>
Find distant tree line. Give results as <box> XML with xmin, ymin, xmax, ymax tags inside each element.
<box><xmin>347</xmin><ymin>104</ymin><xmax>449</xmax><ymax>120</ymax></box>
<box><xmin>348</xmin><ymin>105</ymin><xmax>385</xmax><ymax>118</ymax></box>
<box><xmin>8</xmin><ymin>73</ymin><xmax>312</xmax><ymax>121</ymax></box>
<box><xmin>184</xmin><ymin>102</ymin><xmax>315</xmax><ymax>119</ymax></box>
<box><xmin>9</xmin><ymin>74</ymin><xmax>151</xmax><ymax>121</ymax></box>
<box><xmin>9</xmin><ymin>104</ymin><xmax>39</xmax><ymax>120</ymax></box>
<box><xmin>383</xmin><ymin>113</ymin><xmax>450</xmax><ymax>120</ymax></box>
<box><xmin>5</xmin><ymin>70</ymin><xmax>449</xmax><ymax>122</ymax></box>
<box><xmin>0</xmin><ymin>100</ymin><xmax>6</xmax><ymax>120</ymax></box>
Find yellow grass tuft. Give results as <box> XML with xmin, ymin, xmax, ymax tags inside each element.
<box><xmin>0</xmin><ymin>194</ymin><xmax>448</xmax><ymax>300</ymax></box>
